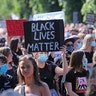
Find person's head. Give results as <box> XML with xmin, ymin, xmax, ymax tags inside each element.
<box><xmin>80</xmin><ymin>34</ymin><xmax>93</xmax><ymax>50</ymax></box>
<box><xmin>33</xmin><ymin>52</ymin><xmax>48</xmax><ymax>63</ymax></box>
<box><xmin>69</xmin><ymin>50</ymin><xmax>85</xmax><ymax>70</ymax></box>
<box><xmin>85</xmin><ymin>67</ymin><xmax>96</xmax><ymax>96</ymax></box>
<box><xmin>64</xmin><ymin>35</ymin><xmax>79</xmax><ymax>54</ymax></box>
<box><xmin>0</xmin><ymin>47</ymin><xmax>12</xmax><ymax>63</ymax></box>
<box><xmin>17</xmin><ymin>54</ymin><xmax>41</xmax><ymax>85</ymax></box>
<box><xmin>65</xmin><ymin>41</ymin><xmax>74</xmax><ymax>55</ymax></box>
<box><xmin>10</xmin><ymin>37</ymin><xmax>21</xmax><ymax>52</ymax></box>
<box><xmin>77</xmin><ymin>32</ymin><xmax>85</xmax><ymax>39</ymax></box>
<box><xmin>87</xmin><ymin>26</ymin><xmax>94</xmax><ymax>34</ymax></box>
<box><xmin>1</xmin><ymin>89</ymin><xmax>22</xmax><ymax>96</ymax></box>
<box><xmin>69</xmin><ymin>28</ymin><xmax>79</xmax><ymax>35</ymax></box>
<box><xmin>0</xmin><ymin>54</ymin><xmax>7</xmax><ymax>65</ymax></box>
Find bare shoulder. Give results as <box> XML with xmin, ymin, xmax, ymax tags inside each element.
<box><xmin>40</xmin><ymin>82</ymin><xmax>49</xmax><ymax>88</ymax></box>
<box><xmin>39</xmin><ymin>82</ymin><xmax>51</xmax><ymax>96</ymax></box>
<box><xmin>14</xmin><ymin>84</ymin><xmax>21</xmax><ymax>92</ymax></box>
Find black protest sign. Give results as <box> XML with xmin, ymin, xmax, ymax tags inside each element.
<box><xmin>86</xmin><ymin>13</ymin><xmax>95</xmax><ymax>25</ymax></box>
<box><xmin>23</xmin><ymin>20</ymin><xmax>64</xmax><ymax>52</ymax></box>
<box><xmin>73</xmin><ymin>11</ymin><xmax>82</xmax><ymax>23</ymax></box>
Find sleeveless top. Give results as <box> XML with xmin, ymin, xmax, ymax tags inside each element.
<box><xmin>26</xmin><ymin>93</ymin><xmax>38</xmax><ymax>96</ymax></box>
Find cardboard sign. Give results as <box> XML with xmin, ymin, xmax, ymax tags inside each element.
<box><xmin>6</xmin><ymin>19</ymin><xmax>27</xmax><ymax>36</ymax></box>
<box><xmin>86</xmin><ymin>13</ymin><xmax>95</xmax><ymax>25</ymax></box>
<box><xmin>23</xmin><ymin>20</ymin><xmax>64</xmax><ymax>52</ymax></box>
<box><xmin>33</xmin><ymin>11</ymin><xmax>64</xmax><ymax>21</ymax></box>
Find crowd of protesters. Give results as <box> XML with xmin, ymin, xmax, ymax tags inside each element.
<box><xmin>0</xmin><ymin>22</ymin><xmax>95</xmax><ymax>96</ymax></box>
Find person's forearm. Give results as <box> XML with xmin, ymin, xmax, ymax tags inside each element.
<box><xmin>68</xmin><ymin>91</ymin><xmax>79</xmax><ymax>96</ymax></box>
<box><xmin>62</xmin><ymin>53</ymin><xmax>68</xmax><ymax>74</ymax></box>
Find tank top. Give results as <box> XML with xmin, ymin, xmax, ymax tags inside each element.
<box><xmin>26</xmin><ymin>93</ymin><xmax>38</xmax><ymax>96</ymax></box>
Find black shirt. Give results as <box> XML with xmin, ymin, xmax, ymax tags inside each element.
<box><xmin>0</xmin><ymin>74</ymin><xmax>15</xmax><ymax>93</ymax></box>
<box><xmin>39</xmin><ymin>62</ymin><xmax>57</xmax><ymax>89</ymax></box>
<box><xmin>65</xmin><ymin>68</ymin><xmax>89</xmax><ymax>96</ymax></box>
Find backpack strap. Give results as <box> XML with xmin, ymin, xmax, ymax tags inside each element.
<box><xmin>21</xmin><ymin>84</ymin><xmax>25</xmax><ymax>96</ymax></box>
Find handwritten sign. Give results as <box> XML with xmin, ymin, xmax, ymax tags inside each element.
<box><xmin>33</xmin><ymin>11</ymin><xmax>64</xmax><ymax>21</ymax></box>
<box><xmin>23</xmin><ymin>20</ymin><xmax>64</xmax><ymax>52</ymax></box>
<box><xmin>6</xmin><ymin>19</ymin><xmax>27</xmax><ymax>36</ymax></box>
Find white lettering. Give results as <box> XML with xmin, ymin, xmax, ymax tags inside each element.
<box><xmin>49</xmin><ymin>22</ymin><xmax>54</xmax><ymax>30</ymax></box>
<box><xmin>45</xmin><ymin>22</ymin><xmax>49</xmax><ymax>30</ymax></box>
<box><xmin>34</xmin><ymin>32</ymin><xmax>39</xmax><ymax>40</ymax></box>
<box><xmin>34</xmin><ymin>31</ymin><xmax>55</xmax><ymax>40</ymax></box>
<box><xmin>27</xmin><ymin>43</ymin><xmax>34</xmax><ymax>51</ymax></box>
<box><xmin>31</xmin><ymin>23</ymin><xmax>36</xmax><ymax>32</ymax></box>
<box><xmin>54</xmin><ymin>42</ymin><xmax>59</xmax><ymax>50</ymax></box>
<box><xmin>27</xmin><ymin>42</ymin><xmax>59</xmax><ymax>52</ymax></box>
<box><xmin>31</xmin><ymin>22</ymin><xmax>54</xmax><ymax>32</ymax></box>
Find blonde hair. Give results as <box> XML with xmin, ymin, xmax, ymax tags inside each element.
<box><xmin>80</xmin><ymin>34</ymin><xmax>93</xmax><ymax>50</ymax></box>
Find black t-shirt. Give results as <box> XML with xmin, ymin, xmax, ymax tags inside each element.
<box><xmin>0</xmin><ymin>74</ymin><xmax>15</xmax><ymax>93</ymax></box>
<box><xmin>6</xmin><ymin>65</ymin><xmax>18</xmax><ymax>87</ymax></box>
<box><xmin>12</xmin><ymin>49</ymin><xmax>23</xmax><ymax>66</ymax></box>
<box><xmin>16</xmin><ymin>48</ymin><xmax>22</xmax><ymax>55</ymax></box>
<box><xmin>39</xmin><ymin>62</ymin><xmax>57</xmax><ymax>89</ymax></box>
<box><xmin>65</xmin><ymin>68</ymin><xmax>89</xmax><ymax>96</ymax></box>
<box><xmin>85</xmin><ymin>51</ymin><xmax>94</xmax><ymax>63</ymax></box>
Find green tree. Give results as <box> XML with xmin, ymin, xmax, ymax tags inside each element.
<box><xmin>30</xmin><ymin>0</ymin><xmax>62</xmax><ymax>14</ymax></box>
<box><xmin>81</xmin><ymin>0</ymin><xmax>96</xmax><ymax>21</ymax></box>
<box><xmin>0</xmin><ymin>0</ymin><xmax>14</xmax><ymax>19</ymax></box>
<box><xmin>0</xmin><ymin>0</ymin><xmax>62</xmax><ymax>19</ymax></box>
<box><xmin>58</xmin><ymin>0</ymin><xmax>85</xmax><ymax>23</ymax></box>
<box><xmin>0</xmin><ymin>0</ymin><xmax>88</xmax><ymax>23</ymax></box>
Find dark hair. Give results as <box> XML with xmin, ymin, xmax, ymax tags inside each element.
<box><xmin>0</xmin><ymin>53</ymin><xmax>7</xmax><ymax>63</ymax></box>
<box><xmin>69</xmin><ymin>50</ymin><xmax>84</xmax><ymax>71</ymax></box>
<box><xmin>17</xmin><ymin>54</ymin><xmax>42</xmax><ymax>85</ymax></box>
<box><xmin>10</xmin><ymin>37</ymin><xmax>19</xmax><ymax>52</ymax></box>
<box><xmin>0</xmin><ymin>47</ymin><xmax>11</xmax><ymax>57</ymax></box>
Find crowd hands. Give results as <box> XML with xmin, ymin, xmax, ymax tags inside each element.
<box><xmin>0</xmin><ymin>22</ymin><xmax>95</xmax><ymax>96</ymax></box>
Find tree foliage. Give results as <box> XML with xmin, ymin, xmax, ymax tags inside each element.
<box><xmin>81</xmin><ymin>0</ymin><xmax>96</xmax><ymax>21</ymax></box>
<box><xmin>0</xmin><ymin>0</ymin><xmax>62</xmax><ymax>19</ymax></box>
<box><xmin>0</xmin><ymin>0</ymin><xmax>95</xmax><ymax>23</ymax></box>
<box><xmin>58</xmin><ymin>0</ymin><xmax>85</xmax><ymax>23</ymax></box>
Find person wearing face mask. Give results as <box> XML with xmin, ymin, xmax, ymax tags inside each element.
<box><xmin>0</xmin><ymin>54</ymin><xmax>15</xmax><ymax>93</ymax></box>
<box><xmin>33</xmin><ymin>46</ymin><xmax>68</xmax><ymax>96</ymax></box>
<box><xmin>64</xmin><ymin>36</ymin><xmax>78</xmax><ymax>65</ymax></box>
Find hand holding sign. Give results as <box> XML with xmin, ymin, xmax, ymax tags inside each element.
<box><xmin>60</xmin><ymin>45</ymin><xmax>66</xmax><ymax>56</ymax></box>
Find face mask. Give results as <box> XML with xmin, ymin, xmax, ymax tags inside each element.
<box><xmin>0</xmin><ymin>64</ymin><xmax>8</xmax><ymax>75</ymax></box>
<box><xmin>37</xmin><ymin>54</ymin><xmax>48</xmax><ymax>63</ymax></box>
<box><xmin>66</xmin><ymin>44</ymin><xmax>74</xmax><ymax>54</ymax></box>
<box><xmin>77</xmin><ymin>42</ymin><xmax>82</xmax><ymax>49</ymax></box>
<box><xmin>83</xmin><ymin>58</ymin><xmax>88</xmax><ymax>67</ymax></box>
<box><xmin>91</xmin><ymin>41</ymin><xmax>96</xmax><ymax>47</ymax></box>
